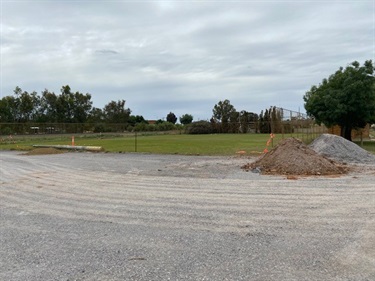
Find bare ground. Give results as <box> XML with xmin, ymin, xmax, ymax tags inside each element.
<box><xmin>1</xmin><ymin>151</ymin><xmax>374</xmax><ymax>281</ymax></box>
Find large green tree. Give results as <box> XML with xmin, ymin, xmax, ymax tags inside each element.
<box><xmin>304</xmin><ymin>60</ymin><xmax>375</xmax><ymax>141</ymax></box>
<box><xmin>56</xmin><ymin>85</ymin><xmax>92</xmax><ymax>123</ymax></box>
<box><xmin>0</xmin><ymin>87</ymin><xmax>41</xmax><ymax>122</ymax></box>
<box><xmin>212</xmin><ymin>99</ymin><xmax>236</xmax><ymax>133</ymax></box>
<box><xmin>0</xmin><ymin>95</ymin><xmax>18</xmax><ymax>122</ymax></box>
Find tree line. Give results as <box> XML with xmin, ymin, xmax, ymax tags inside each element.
<box><xmin>1</xmin><ymin>85</ymin><xmax>108</xmax><ymax>123</ymax></box>
<box><xmin>2</xmin><ymin>60</ymin><xmax>373</xmax><ymax>139</ymax></box>
<box><xmin>0</xmin><ymin>85</ymin><xmax>195</xmax><ymax>133</ymax></box>
<box><xmin>186</xmin><ymin>100</ymin><xmax>288</xmax><ymax>134</ymax></box>
<box><xmin>0</xmin><ymin>84</ymin><xmax>284</xmax><ymax>134</ymax></box>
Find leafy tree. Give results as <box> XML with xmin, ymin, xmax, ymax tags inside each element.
<box><xmin>0</xmin><ymin>87</ymin><xmax>41</xmax><ymax>122</ymax></box>
<box><xmin>103</xmin><ymin>99</ymin><xmax>131</xmax><ymax>123</ymax></box>
<box><xmin>87</xmin><ymin>107</ymin><xmax>104</xmax><ymax>123</ymax></box>
<box><xmin>304</xmin><ymin>60</ymin><xmax>375</xmax><ymax>140</ymax></box>
<box><xmin>0</xmin><ymin>95</ymin><xmax>18</xmax><ymax>122</ymax></box>
<box><xmin>166</xmin><ymin>112</ymin><xmax>177</xmax><ymax>124</ymax></box>
<box><xmin>228</xmin><ymin>111</ymin><xmax>240</xmax><ymax>133</ymax></box>
<box><xmin>259</xmin><ymin>109</ymin><xmax>271</xmax><ymax>133</ymax></box>
<box><xmin>179</xmin><ymin>114</ymin><xmax>193</xmax><ymax>125</ymax></box>
<box><xmin>15</xmin><ymin>88</ymin><xmax>39</xmax><ymax>122</ymax></box>
<box><xmin>55</xmin><ymin>85</ymin><xmax>92</xmax><ymax>123</ymax></box>
<box><xmin>128</xmin><ymin>115</ymin><xmax>147</xmax><ymax>126</ymax></box>
<box><xmin>71</xmin><ymin>90</ymin><xmax>92</xmax><ymax>123</ymax></box>
<box><xmin>239</xmin><ymin>111</ymin><xmax>259</xmax><ymax>133</ymax></box>
<box><xmin>37</xmin><ymin>89</ymin><xmax>58</xmax><ymax>122</ymax></box>
<box><xmin>212</xmin><ymin>99</ymin><xmax>236</xmax><ymax>133</ymax></box>
<box><xmin>186</xmin><ymin>121</ymin><xmax>214</xmax><ymax>134</ymax></box>
<box><xmin>270</xmin><ymin>106</ymin><xmax>283</xmax><ymax>133</ymax></box>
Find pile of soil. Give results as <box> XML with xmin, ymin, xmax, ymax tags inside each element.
<box><xmin>242</xmin><ymin>138</ymin><xmax>346</xmax><ymax>175</ymax></box>
<box><xmin>23</xmin><ymin>148</ymin><xmax>65</xmax><ymax>156</ymax></box>
<box><xmin>309</xmin><ymin>134</ymin><xmax>375</xmax><ymax>165</ymax></box>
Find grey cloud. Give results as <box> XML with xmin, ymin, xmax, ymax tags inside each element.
<box><xmin>1</xmin><ymin>1</ymin><xmax>373</xmax><ymax>120</ymax></box>
<box><xmin>95</xmin><ymin>49</ymin><xmax>119</xmax><ymax>55</ymax></box>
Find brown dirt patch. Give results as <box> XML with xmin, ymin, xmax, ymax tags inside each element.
<box><xmin>242</xmin><ymin>138</ymin><xmax>347</xmax><ymax>176</ymax></box>
<box><xmin>23</xmin><ymin>148</ymin><xmax>66</xmax><ymax>156</ymax></box>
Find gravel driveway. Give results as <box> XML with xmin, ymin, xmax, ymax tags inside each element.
<box><xmin>1</xmin><ymin>151</ymin><xmax>374</xmax><ymax>281</ymax></box>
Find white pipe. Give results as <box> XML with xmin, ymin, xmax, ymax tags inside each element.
<box><xmin>33</xmin><ymin>145</ymin><xmax>103</xmax><ymax>151</ymax></box>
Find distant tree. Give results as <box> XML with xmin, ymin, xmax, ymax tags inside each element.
<box><xmin>17</xmin><ymin>89</ymin><xmax>40</xmax><ymax>122</ymax></box>
<box><xmin>128</xmin><ymin>115</ymin><xmax>147</xmax><ymax>126</ymax></box>
<box><xmin>103</xmin><ymin>99</ymin><xmax>131</xmax><ymax>123</ymax></box>
<box><xmin>0</xmin><ymin>87</ymin><xmax>41</xmax><ymax>123</ymax></box>
<box><xmin>186</xmin><ymin>121</ymin><xmax>214</xmax><ymax>134</ymax></box>
<box><xmin>228</xmin><ymin>111</ymin><xmax>240</xmax><ymax>133</ymax></box>
<box><xmin>38</xmin><ymin>89</ymin><xmax>59</xmax><ymax>122</ymax></box>
<box><xmin>166</xmin><ymin>112</ymin><xmax>177</xmax><ymax>124</ymax></box>
<box><xmin>179</xmin><ymin>114</ymin><xmax>193</xmax><ymax>125</ymax></box>
<box><xmin>270</xmin><ymin>106</ymin><xmax>283</xmax><ymax>133</ymax></box>
<box><xmin>0</xmin><ymin>95</ymin><xmax>18</xmax><ymax>122</ymax></box>
<box><xmin>239</xmin><ymin>111</ymin><xmax>259</xmax><ymax>133</ymax></box>
<box><xmin>71</xmin><ymin>90</ymin><xmax>92</xmax><ymax>123</ymax></box>
<box><xmin>87</xmin><ymin>107</ymin><xmax>104</xmax><ymax>123</ymax></box>
<box><xmin>53</xmin><ymin>85</ymin><xmax>92</xmax><ymax>123</ymax></box>
<box><xmin>259</xmin><ymin>109</ymin><xmax>271</xmax><ymax>133</ymax></box>
<box><xmin>212</xmin><ymin>99</ymin><xmax>236</xmax><ymax>133</ymax></box>
<box><xmin>304</xmin><ymin>60</ymin><xmax>375</xmax><ymax>141</ymax></box>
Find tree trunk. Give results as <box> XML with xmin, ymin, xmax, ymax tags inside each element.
<box><xmin>341</xmin><ymin>125</ymin><xmax>352</xmax><ymax>141</ymax></box>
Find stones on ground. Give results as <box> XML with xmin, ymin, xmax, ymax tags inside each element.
<box><xmin>23</xmin><ymin>148</ymin><xmax>65</xmax><ymax>156</ymax></box>
<box><xmin>242</xmin><ymin>138</ymin><xmax>346</xmax><ymax>176</ymax></box>
<box><xmin>309</xmin><ymin>134</ymin><xmax>375</xmax><ymax>165</ymax></box>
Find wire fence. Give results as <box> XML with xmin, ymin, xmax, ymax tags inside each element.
<box><xmin>0</xmin><ymin>120</ymin><xmax>327</xmax><ymax>143</ymax></box>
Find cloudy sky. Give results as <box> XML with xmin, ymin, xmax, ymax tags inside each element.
<box><xmin>1</xmin><ymin>0</ymin><xmax>374</xmax><ymax>121</ymax></box>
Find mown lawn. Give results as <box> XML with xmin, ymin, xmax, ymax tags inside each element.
<box><xmin>0</xmin><ymin>133</ymin><xmax>280</xmax><ymax>155</ymax></box>
<box><xmin>1</xmin><ymin>132</ymin><xmax>373</xmax><ymax>156</ymax></box>
<box><xmin>354</xmin><ymin>140</ymin><xmax>375</xmax><ymax>154</ymax></box>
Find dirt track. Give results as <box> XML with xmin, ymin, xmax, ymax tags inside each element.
<box><xmin>1</xmin><ymin>151</ymin><xmax>374</xmax><ymax>280</ymax></box>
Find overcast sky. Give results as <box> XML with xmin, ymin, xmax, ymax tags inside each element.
<box><xmin>1</xmin><ymin>0</ymin><xmax>374</xmax><ymax>121</ymax></box>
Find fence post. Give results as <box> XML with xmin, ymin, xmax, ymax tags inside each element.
<box><xmin>135</xmin><ymin>131</ymin><xmax>137</xmax><ymax>152</ymax></box>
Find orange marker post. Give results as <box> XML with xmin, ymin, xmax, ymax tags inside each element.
<box><xmin>263</xmin><ymin>133</ymin><xmax>276</xmax><ymax>153</ymax></box>
<box><xmin>72</xmin><ymin>136</ymin><xmax>75</xmax><ymax>146</ymax></box>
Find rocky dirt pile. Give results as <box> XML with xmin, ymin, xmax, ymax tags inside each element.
<box><xmin>242</xmin><ymin>138</ymin><xmax>346</xmax><ymax>175</ymax></box>
<box><xmin>309</xmin><ymin>134</ymin><xmax>375</xmax><ymax>165</ymax></box>
<box><xmin>23</xmin><ymin>148</ymin><xmax>65</xmax><ymax>156</ymax></box>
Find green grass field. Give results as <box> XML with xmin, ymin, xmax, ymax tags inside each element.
<box><xmin>0</xmin><ymin>133</ymin><xmax>282</xmax><ymax>155</ymax></box>
<box><xmin>354</xmin><ymin>140</ymin><xmax>375</xmax><ymax>154</ymax></box>
<box><xmin>1</xmin><ymin>132</ymin><xmax>374</xmax><ymax>155</ymax></box>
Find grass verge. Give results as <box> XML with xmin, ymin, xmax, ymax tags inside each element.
<box><xmin>1</xmin><ymin>133</ymin><xmax>373</xmax><ymax>156</ymax></box>
<box><xmin>1</xmin><ymin>133</ymin><xmax>279</xmax><ymax>155</ymax></box>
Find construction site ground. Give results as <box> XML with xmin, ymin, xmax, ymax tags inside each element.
<box><xmin>1</xmin><ymin>151</ymin><xmax>374</xmax><ymax>281</ymax></box>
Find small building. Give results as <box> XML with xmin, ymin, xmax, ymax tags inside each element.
<box><xmin>30</xmin><ymin>127</ymin><xmax>39</xmax><ymax>134</ymax></box>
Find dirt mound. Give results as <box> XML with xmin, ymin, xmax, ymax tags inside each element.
<box><xmin>309</xmin><ymin>134</ymin><xmax>375</xmax><ymax>165</ymax></box>
<box><xmin>242</xmin><ymin>138</ymin><xmax>346</xmax><ymax>175</ymax></box>
<box><xmin>23</xmin><ymin>148</ymin><xmax>65</xmax><ymax>156</ymax></box>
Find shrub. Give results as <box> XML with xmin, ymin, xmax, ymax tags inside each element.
<box><xmin>186</xmin><ymin>121</ymin><xmax>214</xmax><ymax>134</ymax></box>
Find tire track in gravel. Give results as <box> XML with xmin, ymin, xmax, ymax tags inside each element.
<box><xmin>1</xmin><ymin>151</ymin><xmax>375</xmax><ymax>280</ymax></box>
<box><xmin>1</xmin><ymin>153</ymin><xmax>374</xmax><ymax>237</ymax></box>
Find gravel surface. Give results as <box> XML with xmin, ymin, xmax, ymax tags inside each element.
<box><xmin>1</xmin><ymin>151</ymin><xmax>375</xmax><ymax>281</ymax></box>
<box><xmin>309</xmin><ymin>134</ymin><xmax>375</xmax><ymax>165</ymax></box>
